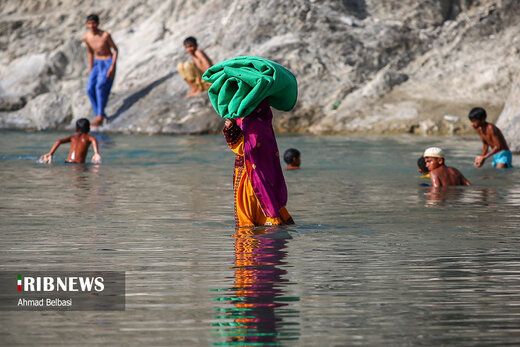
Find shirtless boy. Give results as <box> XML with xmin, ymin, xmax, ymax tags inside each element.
<box><xmin>468</xmin><ymin>107</ymin><xmax>513</xmax><ymax>168</ymax></box>
<box><xmin>83</xmin><ymin>14</ymin><xmax>118</xmax><ymax>126</ymax></box>
<box><xmin>40</xmin><ymin>118</ymin><xmax>101</xmax><ymax>164</ymax></box>
<box><xmin>423</xmin><ymin>147</ymin><xmax>471</xmax><ymax>187</ymax></box>
<box><xmin>177</xmin><ymin>37</ymin><xmax>213</xmax><ymax>97</ymax></box>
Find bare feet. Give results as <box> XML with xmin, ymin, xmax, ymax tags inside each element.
<box><xmin>91</xmin><ymin>115</ymin><xmax>104</xmax><ymax>127</ymax></box>
<box><xmin>186</xmin><ymin>88</ymin><xmax>203</xmax><ymax>98</ymax></box>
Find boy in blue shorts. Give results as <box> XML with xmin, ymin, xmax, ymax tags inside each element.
<box><xmin>468</xmin><ymin>107</ymin><xmax>513</xmax><ymax>168</ymax></box>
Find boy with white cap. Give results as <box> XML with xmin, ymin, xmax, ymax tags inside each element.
<box><xmin>423</xmin><ymin>147</ymin><xmax>471</xmax><ymax>187</ymax></box>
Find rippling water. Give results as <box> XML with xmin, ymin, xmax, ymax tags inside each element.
<box><xmin>1</xmin><ymin>130</ymin><xmax>520</xmax><ymax>346</ymax></box>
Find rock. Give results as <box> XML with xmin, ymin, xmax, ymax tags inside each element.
<box><xmin>0</xmin><ymin>93</ymin><xmax>72</xmax><ymax>130</ymax></box>
<box><xmin>496</xmin><ymin>72</ymin><xmax>520</xmax><ymax>153</ymax></box>
<box><xmin>444</xmin><ymin>114</ymin><xmax>460</xmax><ymax>123</ymax></box>
<box><xmin>418</xmin><ymin>119</ymin><xmax>440</xmax><ymax>135</ymax></box>
<box><xmin>0</xmin><ymin>0</ymin><xmax>519</xmax><ymax>136</ymax></box>
<box><xmin>0</xmin><ymin>54</ymin><xmax>49</xmax><ymax>105</ymax></box>
<box><xmin>0</xmin><ymin>95</ymin><xmax>26</xmax><ymax>111</ymax></box>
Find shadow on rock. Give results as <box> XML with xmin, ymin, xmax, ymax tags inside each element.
<box><xmin>108</xmin><ymin>71</ymin><xmax>176</xmax><ymax>122</ymax></box>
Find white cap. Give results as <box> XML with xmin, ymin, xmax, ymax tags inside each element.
<box><xmin>424</xmin><ymin>147</ymin><xmax>444</xmax><ymax>158</ymax></box>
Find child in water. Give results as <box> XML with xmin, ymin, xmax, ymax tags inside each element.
<box><xmin>417</xmin><ymin>156</ymin><xmax>430</xmax><ymax>187</ymax></box>
<box><xmin>468</xmin><ymin>107</ymin><xmax>513</xmax><ymax>168</ymax></box>
<box><xmin>40</xmin><ymin>118</ymin><xmax>101</xmax><ymax>164</ymax></box>
<box><xmin>417</xmin><ymin>156</ymin><xmax>429</xmax><ymax>178</ymax></box>
<box><xmin>283</xmin><ymin>148</ymin><xmax>301</xmax><ymax>170</ymax></box>
<box><xmin>423</xmin><ymin>147</ymin><xmax>470</xmax><ymax>187</ymax></box>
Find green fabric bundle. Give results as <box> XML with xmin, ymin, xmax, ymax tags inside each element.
<box><xmin>202</xmin><ymin>56</ymin><xmax>298</xmax><ymax>119</ymax></box>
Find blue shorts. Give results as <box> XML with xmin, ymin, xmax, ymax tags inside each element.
<box><xmin>492</xmin><ymin>150</ymin><xmax>513</xmax><ymax>168</ymax></box>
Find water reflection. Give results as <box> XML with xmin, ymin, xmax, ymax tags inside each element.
<box><xmin>424</xmin><ymin>186</ymin><xmax>467</xmax><ymax>206</ymax></box>
<box><xmin>424</xmin><ymin>185</ymin><xmax>520</xmax><ymax>208</ymax></box>
<box><xmin>212</xmin><ymin>227</ymin><xmax>300</xmax><ymax>346</ymax></box>
<box><xmin>67</xmin><ymin>163</ymin><xmax>101</xmax><ymax>190</ymax></box>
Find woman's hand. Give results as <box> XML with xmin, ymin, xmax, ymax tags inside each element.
<box><xmin>224</xmin><ymin>119</ymin><xmax>235</xmax><ymax>129</ymax></box>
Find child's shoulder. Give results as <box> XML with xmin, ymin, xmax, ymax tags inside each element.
<box><xmin>73</xmin><ymin>133</ymin><xmax>91</xmax><ymax>140</ymax></box>
<box><xmin>69</xmin><ymin>133</ymin><xmax>81</xmax><ymax>140</ymax></box>
<box><xmin>486</xmin><ymin>122</ymin><xmax>503</xmax><ymax>133</ymax></box>
<box><xmin>487</xmin><ymin>122</ymin><xmax>499</xmax><ymax>129</ymax></box>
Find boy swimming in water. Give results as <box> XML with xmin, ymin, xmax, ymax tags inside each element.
<box><xmin>468</xmin><ymin>107</ymin><xmax>512</xmax><ymax>168</ymax></box>
<box><xmin>423</xmin><ymin>147</ymin><xmax>471</xmax><ymax>187</ymax></box>
<box><xmin>40</xmin><ymin>118</ymin><xmax>101</xmax><ymax>164</ymax></box>
<box><xmin>283</xmin><ymin>148</ymin><xmax>301</xmax><ymax>170</ymax></box>
<box><xmin>83</xmin><ymin>14</ymin><xmax>118</xmax><ymax>127</ymax></box>
<box><xmin>177</xmin><ymin>36</ymin><xmax>213</xmax><ymax>97</ymax></box>
<box><xmin>417</xmin><ymin>156</ymin><xmax>429</xmax><ymax>177</ymax></box>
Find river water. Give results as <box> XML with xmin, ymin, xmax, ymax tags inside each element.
<box><xmin>1</xmin><ymin>130</ymin><xmax>519</xmax><ymax>346</ymax></box>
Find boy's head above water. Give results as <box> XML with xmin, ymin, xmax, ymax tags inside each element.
<box><xmin>76</xmin><ymin>118</ymin><xmax>91</xmax><ymax>134</ymax></box>
<box><xmin>284</xmin><ymin>148</ymin><xmax>301</xmax><ymax>169</ymax></box>
<box><xmin>423</xmin><ymin>147</ymin><xmax>444</xmax><ymax>159</ymax></box>
<box><xmin>423</xmin><ymin>147</ymin><xmax>445</xmax><ymax>171</ymax></box>
<box><xmin>468</xmin><ymin>107</ymin><xmax>487</xmax><ymax>128</ymax></box>
<box><xmin>417</xmin><ymin>156</ymin><xmax>429</xmax><ymax>174</ymax></box>
<box><xmin>468</xmin><ymin>107</ymin><xmax>486</xmax><ymax>121</ymax></box>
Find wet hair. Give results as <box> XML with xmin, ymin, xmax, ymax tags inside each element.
<box><xmin>183</xmin><ymin>36</ymin><xmax>197</xmax><ymax>46</ymax></box>
<box><xmin>86</xmin><ymin>14</ymin><xmax>99</xmax><ymax>23</ymax></box>
<box><xmin>76</xmin><ymin>118</ymin><xmax>90</xmax><ymax>134</ymax></box>
<box><xmin>417</xmin><ymin>156</ymin><xmax>428</xmax><ymax>173</ymax></box>
<box><xmin>468</xmin><ymin>107</ymin><xmax>487</xmax><ymax>121</ymax></box>
<box><xmin>283</xmin><ymin>148</ymin><xmax>300</xmax><ymax>165</ymax></box>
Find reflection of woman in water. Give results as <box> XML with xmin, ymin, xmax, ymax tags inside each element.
<box><xmin>213</xmin><ymin>227</ymin><xmax>299</xmax><ymax>345</ymax></box>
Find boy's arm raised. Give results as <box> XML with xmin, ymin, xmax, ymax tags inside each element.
<box><xmin>40</xmin><ymin>137</ymin><xmax>72</xmax><ymax>163</ymax></box>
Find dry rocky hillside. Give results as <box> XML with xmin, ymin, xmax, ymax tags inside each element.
<box><xmin>1</xmin><ymin>0</ymin><xmax>520</xmax><ymax>149</ymax></box>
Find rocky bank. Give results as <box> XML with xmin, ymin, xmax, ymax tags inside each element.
<box><xmin>1</xmin><ymin>0</ymin><xmax>519</xmax><ymax>147</ymax></box>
